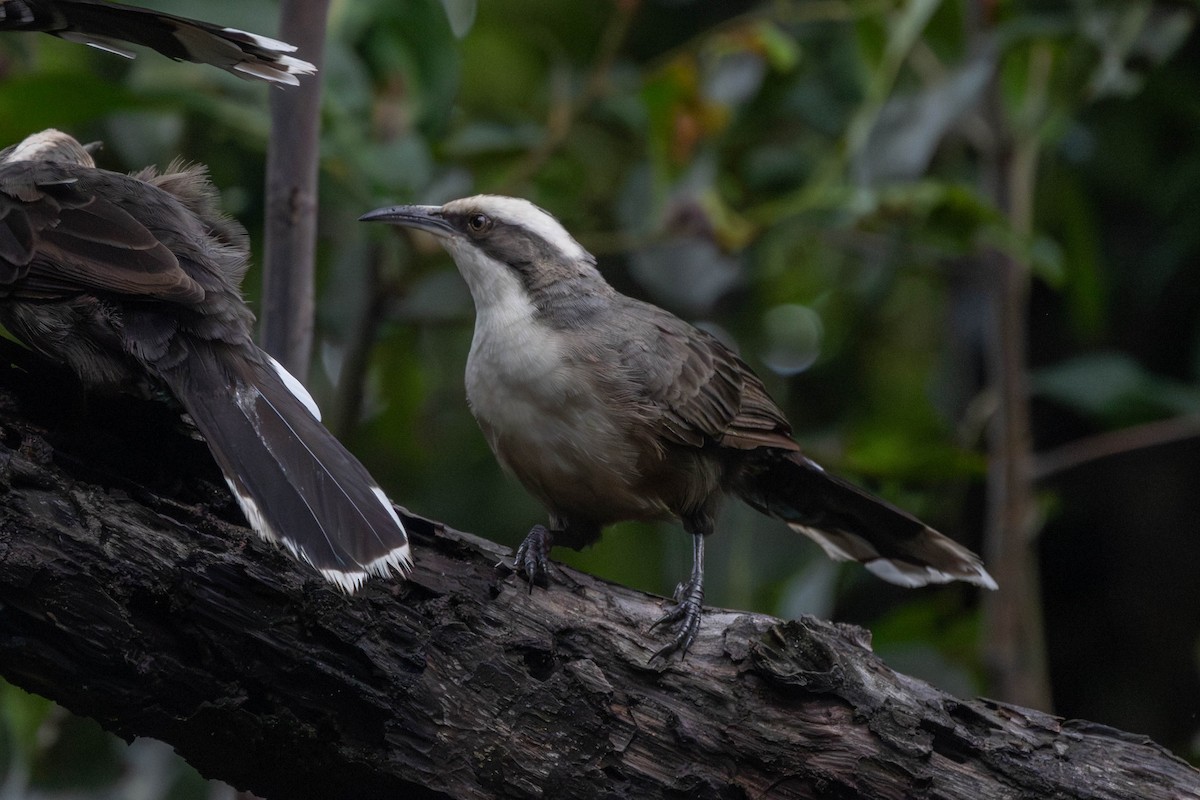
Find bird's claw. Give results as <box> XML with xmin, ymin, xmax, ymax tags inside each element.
<box><xmin>649</xmin><ymin>578</ymin><xmax>704</xmax><ymax>661</ymax></box>
<box><xmin>497</xmin><ymin>524</ymin><xmax>557</xmax><ymax>591</ymax></box>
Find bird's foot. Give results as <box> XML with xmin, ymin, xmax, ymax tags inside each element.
<box><xmin>497</xmin><ymin>524</ymin><xmax>558</xmax><ymax>592</ymax></box>
<box><xmin>649</xmin><ymin>577</ymin><xmax>705</xmax><ymax>661</ymax></box>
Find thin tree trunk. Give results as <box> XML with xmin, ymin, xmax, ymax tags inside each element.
<box><xmin>260</xmin><ymin>0</ymin><xmax>331</xmax><ymax>379</ymax></box>
<box><xmin>972</xmin><ymin>6</ymin><xmax>1053</xmax><ymax>710</ymax></box>
<box><xmin>981</xmin><ymin>241</ymin><xmax>1051</xmax><ymax>712</ymax></box>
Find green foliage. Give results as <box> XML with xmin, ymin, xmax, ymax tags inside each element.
<box><xmin>870</xmin><ymin>593</ymin><xmax>987</xmax><ymax>697</ymax></box>
<box><xmin>1034</xmin><ymin>352</ymin><xmax>1200</xmax><ymax>425</ymax></box>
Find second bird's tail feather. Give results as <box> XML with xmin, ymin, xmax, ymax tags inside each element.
<box><xmin>160</xmin><ymin>343</ymin><xmax>411</xmax><ymax>591</ymax></box>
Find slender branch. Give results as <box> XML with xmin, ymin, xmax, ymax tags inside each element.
<box><xmin>260</xmin><ymin>0</ymin><xmax>331</xmax><ymax>379</ymax></box>
<box><xmin>1034</xmin><ymin>414</ymin><xmax>1200</xmax><ymax>481</ymax></box>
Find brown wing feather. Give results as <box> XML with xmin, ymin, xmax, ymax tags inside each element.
<box><xmin>0</xmin><ymin>201</ymin><xmax>34</xmax><ymax>269</ymax></box>
<box><xmin>0</xmin><ymin>162</ymin><xmax>203</xmax><ymax>304</ymax></box>
<box><xmin>721</xmin><ymin>366</ymin><xmax>799</xmax><ymax>450</ymax></box>
<box><xmin>615</xmin><ymin>297</ymin><xmax>798</xmax><ymax>452</ymax></box>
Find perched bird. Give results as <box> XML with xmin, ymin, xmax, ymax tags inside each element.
<box><xmin>0</xmin><ymin>0</ymin><xmax>315</xmax><ymax>85</ymax></box>
<box><xmin>0</xmin><ymin>129</ymin><xmax>410</xmax><ymax>590</ymax></box>
<box><xmin>361</xmin><ymin>195</ymin><xmax>996</xmax><ymax>658</ymax></box>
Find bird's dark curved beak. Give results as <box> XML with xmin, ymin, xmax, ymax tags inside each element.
<box><xmin>358</xmin><ymin>204</ymin><xmax>453</xmax><ymax>238</ymax></box>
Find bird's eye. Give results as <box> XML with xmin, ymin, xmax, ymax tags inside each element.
<box><xmin>466</xmin><ymin>213</ymin><xmax>492</xmax><ymax>235</ymax></box>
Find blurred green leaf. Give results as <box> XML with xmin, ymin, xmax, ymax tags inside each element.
<box><xmin>1082</xmin><ymin>3</ymin><xmax>1193</xmax><ymax>99</ymax></box>
<box><xmin>1</xmin><ymin>680</ymin><xmax>54</xmax><ymax>764</ymax></box>
<box><xmin>0</xmin><ymin>73</ymin><xmax>144</xmax><ymax>141</ymax></box>
<box><xmin>854</xmin><ymin>50</ymin><xmax>994</xmax><ymax>185</ymax></box>
<box><xmin>1034</xmin><ymin>352</ymin><xmax>1200</xmax><ymax>424</ymax></box>
<box><xmin>350</xmin><ymin>0</ymin><xmax>461</xmax><ymax>135</ymax></box>
<box><xmin>755</xmin><ymin>20</ymin><xmax>803</xmax><ymax>72</ymax></box>
<box><xmin>440</xmin><ymin>0</ymin><xmax>478</xmax><ymax>39</ymax></box>
<box><xmin>31</xmin><ymin>713</ymin><xmax>121</xmax><ymax>789</ymax></box>
<box><xmin>443</xmin><ymin>121</ymin><xmax>542</xmax><ymax>157</ymax></box>
<box><xmin>845</xmin><ymin>432</ymin><xmax>986</xmax><ymax>482</ymax></box>
<box><xmin>103</xmin><ymin>111</ymin><xmax>186</xmax><ymax>167</ymax></box>
<box><xmin>844</xmin><ymin>0</ymin><xmax>942</xmax><ymax>164</ymax></box>
<box><xmin>457</xmin><ymin>26</ymin><xmax>545</xmax><ymax>121</ymax></box>
<box><xmin>870</xmin><ymin>595</ymin><xmax>986</xmax><ymax>694</ymax></box>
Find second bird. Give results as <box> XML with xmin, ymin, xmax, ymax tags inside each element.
<box><xmin>361</xmin><ymin>195</ymin><xmax>996</xmax><ymax>658</ymax></box>
<box><xmin>1</xmin><ymin>130</ymin><xmax>410</xmax><ymax>591</ymax></box>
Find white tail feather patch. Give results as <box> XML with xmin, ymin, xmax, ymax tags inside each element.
<box><xmin>789</xmin><ymin>522</ymin><xmax>997</xmax><ymax>590</ymax></box>
<box><xmin>275</xmin><ymin>54</ymin><xmax>317</xmax><ymax>74</ymax></box>
<box><xmin>318</xmin><ymin>567</ymin><xmax>370</xmax><ymax>594</ymax></box>
<box><xmin>865</xmin><ymin>558</ymin><xmax>997</xmax><ymax>590</ymax></box>
<box><xmin>251</xmin><ymin>386</ymin><xmax>406</xmax><ymax>564</ymax></box>
<box><xmin>219</xmin><ymin>385</ymin><xmax>411</xmax><ymax>591</ymax></box>
<box><xmin>223</xmin><ymin>478</ymin><xmax>409</xmax><ymax>593</ymax></box>
<box><xmin>365</xmin><ymin>488</ymin><xmax>412</xmax><ymax>577</ymax></box>
<box><xmin>864</xmin><ymin>559</ymin><xmax>957</xmax><ymax>588</ymax></box>
<box><xmin>225</xmin><ymin>477</ymin><xmax>274</xmax><ymax>548</ymax></box>
<box><xmin>974</xmin><ymin>568</ymin><xmax>998</xmax><ymax>591</ymax></box>
<box><xmin>796</xmin><ymin>525</ymin><xmax>860</xmax><ymax>563</ymax></box>
<box><xmin>358</xmin><ymin>486</ymin><xmax>413</xmax><ymax>577</ymax></box>
<box><xmin>58</xmin><ymin>33</ymin><xmax>137</xmax><ymax>58</ymax></box>
<box><xmin>54</xmin><ymin>21</ymin><xmax>314</xmax><ymax>83</ymax></box>
<box><xmin>372</xmin><ymin>487</ymin><xmax>406</xmax><ymax>529</ymax></box>
<box><xmin>267</xmin><ymin>354</ymin><xmax>321</xmax><ymax>420</ymax></box>
<box><xmin>233</xmin><ymin>62</ymin><xmax>299</xmax><ymax>86</ymax></box>
<box><xmin>363</xmin><ymin>544</ymin><xmax>414</xmax><ymax>579</ymax></box>
<box><xmin>219</xmin><ymin>27</ymin><xmax>296</xmax><ymax>53</ymax></box>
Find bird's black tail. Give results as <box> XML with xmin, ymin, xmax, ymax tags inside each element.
<box><xmin>0</xmin><ymin>0</ymin><xmax>315</xmax><ymax>84</ymax></box>
<box><xmin>159</xmin><ymin>342</ymin><xmax>410</xmax><ymax>591</ymax></box>
<box><xmin>732</xmin><ymin>449</ymin><xmax>996</xmax><ymax>589</ymax></box>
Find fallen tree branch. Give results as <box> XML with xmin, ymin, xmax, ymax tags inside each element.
<box><xmin>0</xmin><ymin>356</ymin><xmax>1196</xmax><ymax>799</ymax></box>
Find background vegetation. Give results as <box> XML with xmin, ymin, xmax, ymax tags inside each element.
<box><xmin>1</xmin><ymin>0</ymin><xmax>1198</xmax><ymax>795</ymax></box>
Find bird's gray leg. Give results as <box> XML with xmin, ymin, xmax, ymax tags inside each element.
<box><xmin>650</xmin><ymin>531</ymin><xmax>706</xmax><ymax>660</ymax></box>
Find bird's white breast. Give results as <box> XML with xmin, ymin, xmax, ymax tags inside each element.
<box><xmin>455</xmin><ymin>241</ymin><xmax>571</xmax><ymax>423</ymax></box>
<box><xmin>449</xmin><ymin>239</ymin><xmax>664</xmax><ymax>519</ymax></box>
<box><xmin>462</xmin><ymin>281</ymin><xmax>658</xmax><ymax>519</ymax></box>
<box><xmin>464</xmin><ymin>291</ymin><xmax>570</xmax><ymax>428</ymax></box>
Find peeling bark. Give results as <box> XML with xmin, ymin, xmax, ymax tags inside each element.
<box><xmin>0</xmin><ymin>355</ymin><xmax>1196</xmax><ymax>800</ymax></box>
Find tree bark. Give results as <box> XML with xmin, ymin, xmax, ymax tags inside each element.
<box><xmin>0</xmin><ymin>358</ymin><xmax>1196</xmax><ymax>800</ymax></box>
